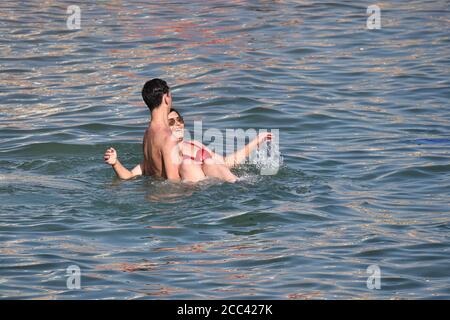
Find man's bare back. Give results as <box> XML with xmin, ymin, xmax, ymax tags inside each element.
<box><xmin>142</xmin><ymin>122</ymin><xmax>181</xmax><ymax>179</ymax></box>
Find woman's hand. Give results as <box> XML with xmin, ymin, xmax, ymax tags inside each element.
<box><xmin>104</xmin><ymin>147</ymin><xmax>118</xmax><ymax>165</ymax></box>
<box><xmin>257</xmin><ymin>132</ymin><xmax>273</xmax><ymax>144</ymax></box>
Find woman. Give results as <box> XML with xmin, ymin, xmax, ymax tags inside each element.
<box><xmin>104</xmin><ymin>109</ymin><xmax>272</xmax><ymax>182</ymax></box>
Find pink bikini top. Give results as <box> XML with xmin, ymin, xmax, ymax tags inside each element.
<box><xmin>182</xmin><ymin>141</ymin><xmax>212</xmax><ymax>163</ymax></box>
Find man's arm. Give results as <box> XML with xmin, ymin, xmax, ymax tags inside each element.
<box><xmin>161</xmin><ymin>139</ymin><xmax>181</xmax><ymax>181</ymax></box>
<box><xmin>104</xmin><ymin>147</ymin><xmax>142</xmax><ymax>180</ymax></box>
<box><xmin>111</xmin><ymin>161</ymin><xmax>142</xmax><ymax>180</ymax></box>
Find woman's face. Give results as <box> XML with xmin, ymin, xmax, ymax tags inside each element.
<box><xmin>168</xmin><ymin>111</ymin><xmax>184</xmax><ymax>141</ymax></box>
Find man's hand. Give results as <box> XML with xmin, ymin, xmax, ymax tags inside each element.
<box><xmin>104</xmin><ymin>147</ymin><xmax>118</xmax><ymax>165</ymax></box>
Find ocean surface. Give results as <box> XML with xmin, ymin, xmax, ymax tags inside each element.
<box><xmin>0</xmin><ymin>0</ymin><xmax>449</xmax><ymax>299</ymax></box>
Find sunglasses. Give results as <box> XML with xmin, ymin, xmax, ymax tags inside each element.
<box><xmin>168</xmin><ymin>116</ymin><xmax>184</xmax><ymax>126</ymax></box>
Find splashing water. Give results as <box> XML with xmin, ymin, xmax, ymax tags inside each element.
<box><xmin>256</xmin><ymin>139</ymin><xmax>283</xmax><ymax>176</ymax></box>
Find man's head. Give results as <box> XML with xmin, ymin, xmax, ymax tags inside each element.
<box><xmin>142</xmin><ymin>78</ymin><xmax>172</xmax><ymax>112</ymax></box>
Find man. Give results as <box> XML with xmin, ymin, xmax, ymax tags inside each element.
<box><xmin>140</xmin><ymin>78</ymin><xmax>181</xmax><ymax>181</ymax></box>
<box><xmin>104</xmin><ymin>78</ymin><xmax>237</xmax><ymax>182</ymax></box>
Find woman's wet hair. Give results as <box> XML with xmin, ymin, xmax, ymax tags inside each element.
<box><xmin>169</xmin><ymin>108</ymin><xmax>181</xmax><ymax>117</ymax></box>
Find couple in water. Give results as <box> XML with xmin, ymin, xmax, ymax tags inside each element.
<box><xmin>104</xmin><ymin>79</ymin><xmax>272</xmax><ymax>183</ymax></box>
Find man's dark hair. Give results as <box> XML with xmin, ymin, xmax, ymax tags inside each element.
<box><xmin>142</xmin><ymin>79</ymin><xmax>170</xmax><ymax>112</ymax></box>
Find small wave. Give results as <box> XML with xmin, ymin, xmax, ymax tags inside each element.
<box><xmin>0</xmin><ymin>173</ymin><xmax>84</xmax><ymax>191</ymax></box>
<box><xmin>413</xmin><ymin>138</ymin><xmax>450</xmax><ymax>145</ymax></box>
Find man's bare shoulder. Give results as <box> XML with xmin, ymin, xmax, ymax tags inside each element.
<box><xmin>148</xmin><ymin>126</ymin><xmax>173</xmax><ymax>147</ymax></box>
<box><xmin>162</xmin><ymin>132</ymin><xmax>179</xmax><ymax>147</ymax></box>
